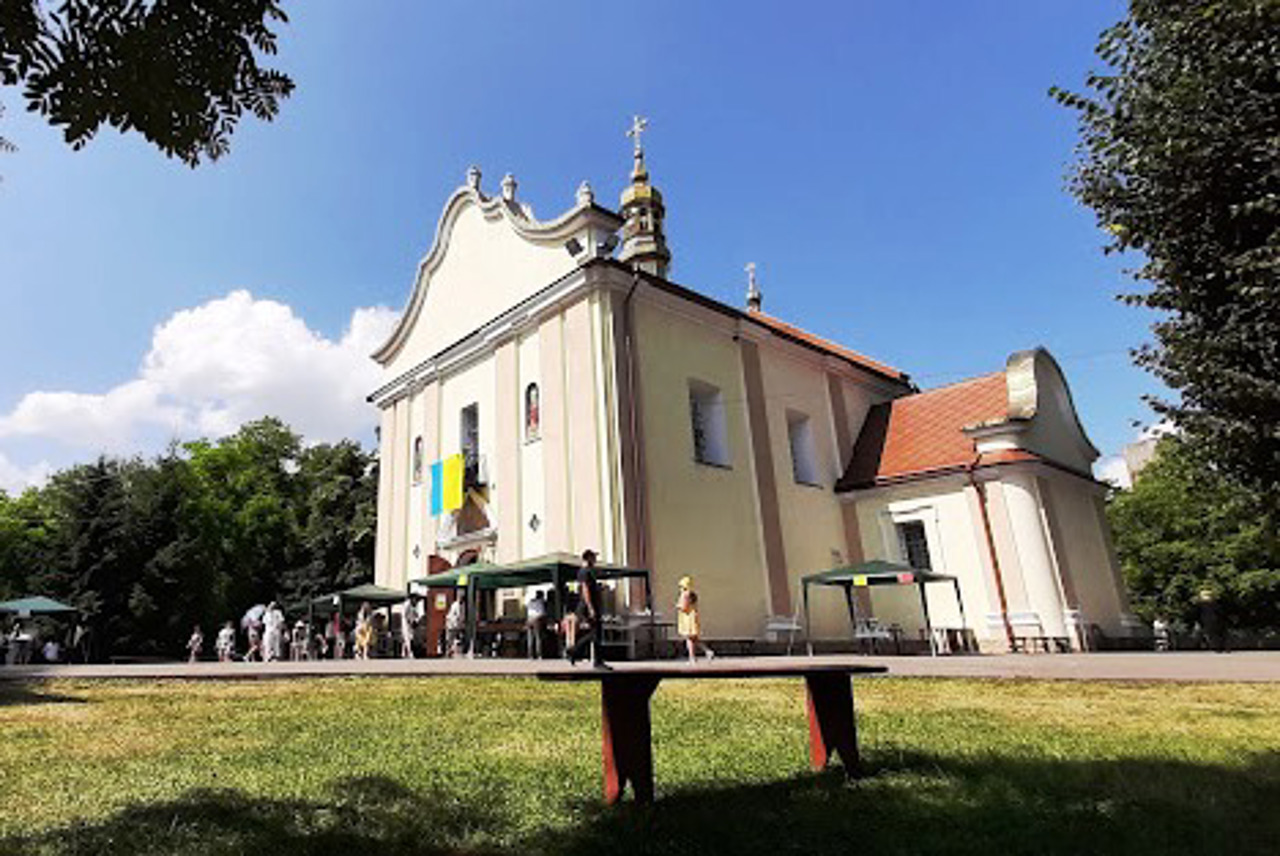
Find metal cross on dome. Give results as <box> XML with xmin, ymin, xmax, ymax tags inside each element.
<box><xmin>626</xmin><ymin>115</ymin><xmax>649</xmax><ymax>155</ymax></box>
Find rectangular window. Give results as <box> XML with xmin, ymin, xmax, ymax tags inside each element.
<box><xmin>787</xmin><ymin>411</ymin><xmax>820</xmax><ymax>486</ymax></box>
<box><xmin>688</xmin><ymin>379</ymin><xmax>730</xmax><ymax>467</ymax></box>
<box><xmin>897</xmin><ymin>520</ymin><xmax>932</xmax><ymax>570</ymax></box>
<box><xmin>460</xmin><ymin>403</ymin><xmax>480</xmax><ymax>487</ymax></box>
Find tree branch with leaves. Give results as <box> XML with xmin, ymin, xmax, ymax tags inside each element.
<box><xmin>0</xmin><ymin>0</ymin><xmax>294</xmax><ymax>165</ymax></box>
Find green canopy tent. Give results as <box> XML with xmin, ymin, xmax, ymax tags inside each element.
<box><xmin>309</xmin><ymin>583</ymin><xmax>410</xmax><ymax>622</ymax></box>
<box><xmin>801</xmin><ymin>560</ymin><xmax>967</xmax><ymax>656</ymax></box>
<box><xmin>0</xmin><ymin>596</ymin><xmax>79</xmax><ymax>619</ymax></box>
<box><xmin>410</xmin><ymin>552</ymin><xmax>653</xmax><ymax>657</ymax></box>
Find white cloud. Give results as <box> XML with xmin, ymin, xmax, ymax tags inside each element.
<box><xmin>1093</xmin><ymin>455</ymin><xmax>1132</xmax><ymax>489</ymax></box>
<box><xmin>0</xmin><ymin>452</ymin><xmax>52</xmax><ymax>495</ymax></box>
<box><xmin>0</xmin><ymin>291</ymin><xmax>397</xmax><ymax>486</ymax></box>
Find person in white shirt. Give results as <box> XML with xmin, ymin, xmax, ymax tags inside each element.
<box><xmin>445</xmin><ymin>598</ymin><xmax>465</xmax><ymax>657</ymax></box>
<box><xmin>262</xmin><ymin>602</ymin><xmax>286</xmax><ymax>662</ymax></box>
<box><xmin>215</xmin><ymin>621</ymin><xmax>236</xmax><ymax>662</ymax></box>
<box><xmin>525</xmin><ymin>590</ymin><xmax>548</xmax><ymax>659</ymax></box>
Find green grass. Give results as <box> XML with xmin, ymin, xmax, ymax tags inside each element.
<box><xmin>0</xmin><ymin>676</ymin><xmax>1277</xmax><ymax>855</ymax></box>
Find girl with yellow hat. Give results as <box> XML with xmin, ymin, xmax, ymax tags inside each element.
<box><xmin>676</xmin><ymin>576</ymin><xmax>714</xmax><ymax>664</ymax></box>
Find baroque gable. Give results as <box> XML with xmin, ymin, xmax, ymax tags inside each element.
<box><xmin>372</xmin><ymin>168</ymin><xmax>622</xmax><ymax>378</ymax></box>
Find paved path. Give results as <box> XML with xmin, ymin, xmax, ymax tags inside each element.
<box><xmin>1</xmin><ymin>652</ymin><xmax>1277</xmax><ymax>682</ymax></box>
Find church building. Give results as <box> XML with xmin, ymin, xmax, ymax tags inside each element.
<box><xmin>369</xmin><ymin>124</ymin><xmax>1140</xmax><ymax>651</ymax></box>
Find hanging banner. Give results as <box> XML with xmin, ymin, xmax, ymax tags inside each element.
<box><xmin>442</xmin><ymin>454</ymin><xmax>464</xmax><ymax>512</ymax></box>
<box><xmin>430</xmin><ymin>461</ymin><xmax>443</xmax><ymax>516</ymax></box>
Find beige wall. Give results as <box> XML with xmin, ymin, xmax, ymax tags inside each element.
<box><xmin>850</xmin><ymin>479</ymin><xmax>992</xmax><ymax>643</ymax></box>
<box><xmin>631</xmin><ymin>297</ymin><xmax>772</xmax><ymax>637</ymax></box>
<box><xmin>757</xmin><ymin>345</ymin><xmax>849</xmax><ymax>622</ymax></box>
<box><xmin>517</xmin><ymin>331</ymin><xmax>545</xmax><ymax>558</ymax></box>
<box><xmin>385</xmin><ymin>201</ymin><xmax>578</xmax><ymax>378</ymax></box>
<box><xmin>1042</xmin><ymin>473</ymin><xmax>1129</xmax><ymax>634</ymax></box>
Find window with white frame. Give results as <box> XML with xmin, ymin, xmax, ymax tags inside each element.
<box><xmin>688</xmin><ymin>379</ymin><xmax>730</xmax><ymax>467</ymax></box>
<box><xmin>896</xmin><ymin>520</ymin><xmax>932</xmax><ymax>570</ymax></box>
<box><xmin>787</xmin><ymin>410</ymin><xmax>820</xmax><ymax>486</ymax></box>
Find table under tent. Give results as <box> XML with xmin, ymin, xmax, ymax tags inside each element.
<box><xmin>0</xmin><ymin>596</ymin><xmax>79</xmax><ymax>665</ymax></box>
<box><xmin>411</xmin><ymin>552</ymin><xmax>654</xmax><ymax>658</ymax></box>
<box><xmin>801</xmin><ymin>560</ymin><xmax>970</xmax><ymax>656</ymax></box>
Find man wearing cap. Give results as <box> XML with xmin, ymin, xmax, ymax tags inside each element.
<box><xmin>568</xmin><ymin>549</ymin><xmax>608</xmax><ymax>668</ymax></box>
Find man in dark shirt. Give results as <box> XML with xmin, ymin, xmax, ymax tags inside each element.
<box><xmin>568</xmin><ymin>549</ymin><xmax>608</xmax><ymax>668</ymax></box>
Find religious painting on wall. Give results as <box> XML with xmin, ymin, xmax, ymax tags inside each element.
<box><xmin>525</xmin><ymin>382</ymin><xmax>540</xmax><ymax>442</ymax></box>
<box><xmin>412</xmin><ymin>436</ymin><xmax>424</xmax><ymax>484</ymax></box>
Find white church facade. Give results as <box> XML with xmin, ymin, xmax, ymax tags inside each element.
<box><xmin>369</xmin><ymin>130</ymin><xmax>1140</xmax><ymax>651</ymax></box>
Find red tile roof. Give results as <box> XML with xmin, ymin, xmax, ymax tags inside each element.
<box><xmin>747</xmin><ymin>310</ymin><xmax>909</xmax><ymax>383</ymax></box>
<box><xmin>838</xmin><ymin>372</ymin><xmax>1022</xmax><ymax>489</ymax></box>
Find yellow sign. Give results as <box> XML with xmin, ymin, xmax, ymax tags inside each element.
<box><xmin>853</xmin><ymin>575</ymin><xmax>868</xmax><ymax>587</ymax></box>
<box><xmin>457</xmin><ymin>573</ymin><xmax>468</xmax><ymax>586</ymax></box>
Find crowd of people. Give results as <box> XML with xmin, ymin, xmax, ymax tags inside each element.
<box><xmin>5</xmin><ymin>551</ymin><xmax>717</xmax><ymax>667</ymax></box>
<box><xmin>3</xmin><ymin>619</ymin><xmax>92</xmax><ymax>665</ymax></box>
<box><xmin>184</xmin><ymin>599</ymin><xmax>424</xmax><ymax>663</ymax></box>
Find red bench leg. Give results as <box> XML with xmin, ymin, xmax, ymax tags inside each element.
<box><xmin>804</xmin><ymin>672</ymin><xmax>861</xmax><ymax>777</ymax></box>
<box><xmin>601</xmin><ymin>674</ymin><xmax>662</xmax><ymax>804</ymax></box>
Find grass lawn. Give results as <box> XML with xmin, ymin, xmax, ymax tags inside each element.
<box><xmin>0</xmin><ymin>676</ymin><xmax>1277</xmax><ymax>855</ymax></box>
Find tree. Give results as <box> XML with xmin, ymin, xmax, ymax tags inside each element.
<box><xmin>1108</xmin><ymin>438</ymin><xmax>1280</xmax><ymax>636</ymax></box>
<box><xmin>1</xmin><ymin>0</ymin><xmax>293</xmax><ymax>165</ymax></box>
<box><xmin>0</xmin><ymin>417</ymin><xmax>380</xmax><ymax>656</ymax></box>
<box><xmin>1053</xmin><ymin>1</ymin><xmax>1280</xmax><ymax>516</ymax></box>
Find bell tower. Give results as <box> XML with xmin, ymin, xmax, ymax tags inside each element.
<box><xmin>618</xmin><ymin>115</ymin><xmax>671</xmax><ymax>277</ymax></box>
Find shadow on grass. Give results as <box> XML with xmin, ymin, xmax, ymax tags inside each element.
<box><xmin>4</xmin><ymin>753</ymin><xmax>1278</xmax><ymax>856</ymax></box>
<box><xmin>0</xmin><ymin>680</ymin><xmax>87</xmax><ymax>707</ymax></box>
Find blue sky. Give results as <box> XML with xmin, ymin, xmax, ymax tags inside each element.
<box><xmin>0</xmin><ymin>0</ymin><xmax>1157</xmax><ymax>490</ymax></box>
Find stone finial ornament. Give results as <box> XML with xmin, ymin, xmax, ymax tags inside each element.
<box><xmin>501</xmin><ymin>172</ymin><xmax>517</xmax><ymax>202</ymax></box>
<box><xmin>577</xmin><ymin>180</ymin><xmax>595</xmax><ymax>207</ymax></box>
<box><xmin>466</xmin><ymin>165</ymin><xmax>482</xmax><ymax>190</ymax></box>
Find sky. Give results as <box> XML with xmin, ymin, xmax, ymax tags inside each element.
<box><xmin>0</xmin><ymin>0</ymin><xmax>1160</xmax><ymax>492</ymax></box>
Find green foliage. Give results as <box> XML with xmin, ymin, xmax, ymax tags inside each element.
<box><xmin>0</xmin><ymin>0</ymin><xmax>294</xmax><ymax>165</ymax></box>
<box><xmin>0</xmin><ymin>417</ymin><xmax>377</xmax><ymax>656</ymax></box>
<box><xmin>1108</xmin><ymin>438</ymin><xmax>1280</xmax><ymax>633</ymax></box>
<box><xmin>1053</xmin><ymin>1</ymin><xmax>1280</xmax><ymax>512</ymax></box>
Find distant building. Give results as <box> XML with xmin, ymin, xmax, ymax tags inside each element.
<box><xmin>368</xmin><ymin>128</ymin><xmax>1140</xmax><ymax>651</ymax></box>
<box><xmin>1122</xmin><ymin>437</ymin><xmax>1160</xmax><ymax>483</ymax></box>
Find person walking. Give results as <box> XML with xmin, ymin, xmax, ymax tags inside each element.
<box><xmin>354</xmin><ymin>602</ymin><xmax>374</xmax><ymax>660</ymax></box>
<box><xmin>244</xmin><ymin>623</ymin><xmax>263</xmax><ymax>662</ymax></box>
<box><xmin>525</xmin><ymin>590</ymin><xmax>547</xmax><ymax>659</ymax></box>
<box><xmin>215</xmin><ymin>621</ymin><xmax>236</xmax><ymax>662</ymax></box>
<box><xmin>400</xmin><ymin>599</ymin><xmax>417</xmax><ymax>659</ymax></box>
<box><xmin>262</xmin><ymin>602</ymin><xmax>286</xmax><ymax>662</ymax></box>
<box><xmin>567</xmin><ymin>549</ymin><xmax>607</xmax><ymax>668</ymax></box>
<box><xmin>186</xmin><ymin>625</ymin><xmax>205</xmax><ymax>663</ymax></box>
<box><xmin>445</xmin><ymin>598</ymin><xmax>465</xmax><ymax>657</ymax></box>
<box><xmin>676</xmin><ymin>576</ymin><xmax>714</xmax><ymax>664</ymax></box>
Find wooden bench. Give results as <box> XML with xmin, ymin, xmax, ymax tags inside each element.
<box><xmin>1010</xmin><ymin>635</ymin><xmax>1071</xmax><ymax>653</ymax></box>
<box><xmin>541</xmin><ymin>660</ymin><xmax>886</xmax><ymax>804</ymax></box>
<box><xmin>704</xmin><ymin>637</ymin><xmax>755</xmax><ymax>657</ymax></box>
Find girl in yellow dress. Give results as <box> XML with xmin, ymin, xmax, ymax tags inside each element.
<box><xmin>676</xmin><ymin>576</ymin><xmax>714</xmax><ymax>664</ymax></box>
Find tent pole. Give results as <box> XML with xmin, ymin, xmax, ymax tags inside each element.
<box><xmin>919</xmin><ymin>582</ymin><xmax>936</xmax><ymax>656</ymax></box>
<box><xmin>843</xmin><ymin>583</ymin><xmax>859</xmax><ymax>653</ymax></box>
<box><xmin>466</xmin><ymin>581</ymin><xmax>477</xmax><ymax>658</ymax></box>
<box><xmin>953</xmin><ymin>579</ymin><xmax>969</xmax><ymax>653</ymax></box>
<box><xmin>803</xmin><ymin>582</ymin><xmax>813</xmax><ymax>656</ymax></box>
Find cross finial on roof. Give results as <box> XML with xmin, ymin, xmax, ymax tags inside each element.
<box><xmin>745</xmin><ymin>261</ymin><xmax>762</xmax><ymax>312</ymax></box>
<box><xmin>626</xmin><ymin>115</ymin><xmax>649</xmax><ymax>156</ymax></box>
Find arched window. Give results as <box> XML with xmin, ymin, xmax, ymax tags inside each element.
<box><xmin>412</xmin><ymin>436</ymin><xmax>424</xmax><ymax>484</ymax></box>
<box><xmin>525</xmin><ymin>382</ymin><xmax>540</xmax><ymax>442</ymax></box>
